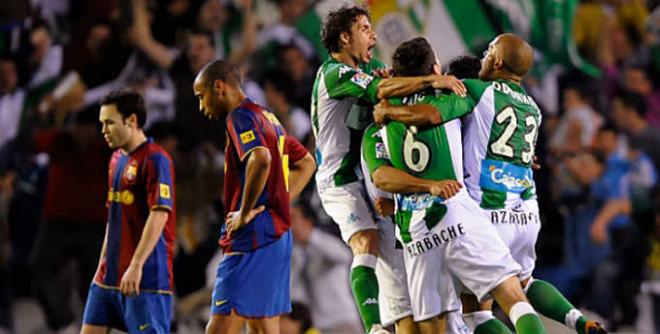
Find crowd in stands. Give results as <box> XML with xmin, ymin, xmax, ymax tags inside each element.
<box><xmin>0</xmin><ymin>0</ymin><xmax>659</xmax><ymax>333</ymax></box>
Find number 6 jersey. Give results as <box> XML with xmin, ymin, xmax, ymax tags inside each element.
<box><xmin>363</xmin><ymin>89</ymin><xmax>469</xmax><ymax>243</ymax></box>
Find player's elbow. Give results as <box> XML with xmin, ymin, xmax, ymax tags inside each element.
<box><xmin>372</xmin><ymin>168</ymin><xmax>389</xmax><ymax>191</ymax></box>
<box><xmin>250</xmin><ymin>147</ymin><xmax>272</xmax><ymax>170</ymax></box>
<box><xmin>299</xmin><ymin>154</ymin><xmax>317</xmax><ymax>176</ymax></box>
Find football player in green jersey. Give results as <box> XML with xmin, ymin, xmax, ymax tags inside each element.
<box><xmin>312</xmin><ymin>6</ymin><xmax>465</xmax><ymax>334</ymax></box>
<box><xmin>366</xmin><ymin>36</ymin><xmax>550</xmax><ymax>334</ymax></box>
<box><xmin>374</xmin><ymin>34</ymin><xmax>607</xmax><ymax>334</ymax></box>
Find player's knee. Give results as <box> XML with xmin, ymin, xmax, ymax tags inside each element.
<box><xmin>491</xmin><ymin>275</ymin><xmax>528</xmax><ymax>312</ymax></box>
<box><xmin>348</xmin><ymin>229</ymin><xmax>379</xmax><ymax>255</ymax></box>
<box><xmin>205</xmin><ymin>318</ymin><xmax>222</xmax><ymax>334</ymax></box>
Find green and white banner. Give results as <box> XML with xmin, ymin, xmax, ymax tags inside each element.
<box><xmin>365</xmin><ymin>0</ymin><xmax>601</xmax><ymax>77</ymax></box>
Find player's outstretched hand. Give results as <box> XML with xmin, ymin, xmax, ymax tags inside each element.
<box><xmin>374</xmin><ymin>197</ymin><xmax>395</xmax><ymax>216</ymax></box>
<box><xmin>372</xmin><ymin>68</ymin><xmax>392</xmax><ymax>78</ymax></box>
<box><xmin>429</xmin><ymin>180</ymin><xmax>462</xmax><ymax>199</ymax></box>
<box><xmin>226</xmin><ymin>205</ymin><xmax>266</xmax><ymax>236</ymax></box>
<box><xmin>373</xmin><ymin>100</ymin><xmax>392</xmax><ymax>125</ymax></box>
<box><xmin>431</xmin><ymin>75</ymin><xmax>466</xmax><ymax>97</ymax></box>
<box><xmin>120</xmin><ymin>264</ymin><xmax>143</xmax><ymax>296</ymax></box>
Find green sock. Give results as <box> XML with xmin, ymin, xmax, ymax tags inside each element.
<box><xmin>474</xmin><ymin>319</ymin><xmax>513</xmax><ymax>334</ymax></box>
<box><xmin>575</xmin><ymin>316</ymin><xmax>589</xmax><ymax>334</ymax></box>
<box><xmin>526</xmin><ymin>279</ymin><xmax>584</xmax><ymax>331</ymax></box>
<box><xmin>514</xmin><ymin>313</ymin><xmax>547</xmax><ymax>334</ymax></box>
<box><xmin>351</xmin><ymin>265</ymin><xmax>381</xmax><ymax>331</ymax></box>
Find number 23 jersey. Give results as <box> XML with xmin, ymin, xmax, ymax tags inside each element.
<box><xmin>460</xmin><ymin>79</ymin><xmax>542</xmax><ymax>209</ymax></box>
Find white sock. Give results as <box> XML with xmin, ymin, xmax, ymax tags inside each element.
<box><xmin>509</xmin><ymin>302</ymin><xmax>537</xmax><ymax>325</ymax></box>
<box><xmin>565</xmin><ymin>309</ymin><xmax>584</xmax><ymax>330</ymax></box>
<box><xmin>351</xmin><ymin>254</ymin><xmax>378</xmax><ymax>269</ymax></box>
<box><xmin>463</xmin><ymin>310</ymin><xmax>494</xmax><ymax>331</ymax></box>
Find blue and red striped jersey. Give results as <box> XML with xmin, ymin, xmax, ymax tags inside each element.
<box><xmin>222</xmin><ymin>99</ymin><xmax>308</xmax><ymax>252</ymax></box>
<box><xmin>94</xmin><ymin>139</ymin><xmax>176</xmax><ymax>293</ymax></box>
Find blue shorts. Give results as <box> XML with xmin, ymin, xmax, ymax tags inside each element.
<box><xmin>82</xmin><ymin>283</ymin><xmax>172</xmax><ymax>333</ymax></box>
<box><xmin>212</xmin><ymin>230</ymin><xmax>292</xmax><ymax>318</ymax></box>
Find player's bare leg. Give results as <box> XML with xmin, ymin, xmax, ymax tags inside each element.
<box><xmin>348</xmin><ymin>229</ymin><xmax>387</xmax><ymax>333</ymax></box>
<box><xmin>462</xmin><ymin>294</ymin><xmax>512</xmax><ymax>334</ymax></box>
<box><xmin>520</xmin><ymin>277</ymin><xmax>607</xmax><ymax>334</ymax></box>
<box><xmin>246</xmin><ymin>316</ymin><xmax>280</xmax><ymax>334</ymax></box>
<box><xmin>80</xmin><ymin>324</ymin><xmax>111</xmax><ymax>334</ymax></box>
<box><xmin>206</xmin><ymin>310</ymin><xmax>245</xmax><ymax>334</ymax></box>
<box><xmin>417</xmin><ymin>314</ymin><xmax>447</xmax><ymax>334</ymax></box>
<box><xmin>489</xmin><ymin>276</ymin><xmax>546</xmax><ymax>334</ymax></box>
<box><xmin>395</xmin><ymin>316</ymin><xmax>420</xmax><ymax>334</ymax></box>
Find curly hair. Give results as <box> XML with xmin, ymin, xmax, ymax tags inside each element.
<box><xmin>321</xmin><ymin>5</ymin><xmax>370</xmax><ymax>54</ymax></box>
<box><xmin>100</xmin><ymin>90</ymin><xmax>147</xmax><ymax>128</ymax></box>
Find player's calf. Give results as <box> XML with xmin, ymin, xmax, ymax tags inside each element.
<box><xmin>523</xmin><ymin>278</ymin><xmax>608</xmax><ymax>334</ymax></box>
<box><xmin>348</xmin><ymin>229</ymin><xmax>384</xmax><ymax>333</ymax></box>
<box><xmin>206</xmin><ymin>313</ymin><xmax>244</xmax><ymax>334</ymax></box>
<box><xmin>491</xmin><ymin>276</ymin><xmax>547</xmax><ymax>334</ymax></box>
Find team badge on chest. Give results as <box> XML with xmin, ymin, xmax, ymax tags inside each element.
<box><xmin>124</xmin><ymin>161</ymin><xmax>138</xmax><ymax>183</ymax></box>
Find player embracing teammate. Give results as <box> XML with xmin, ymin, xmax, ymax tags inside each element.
<box><xmin>314</xmin><ymin>4</ymin><xmax>609</xmax><ymax>334</ymax></box>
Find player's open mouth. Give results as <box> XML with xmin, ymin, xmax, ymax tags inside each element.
<box><xmin>367</xmin><ymin>44</ymin><xmax>375</xmax><ymax>58</ymax></box>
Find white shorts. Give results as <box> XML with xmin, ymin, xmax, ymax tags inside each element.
<box><xmin>403</xmin><ymin>235</ymin><xmax>461</xmax><ymax>321</ymax></box>
<box><xmin>446</xmin><ymin>310</ymin><xmax>472</xmax><ymax>334</ymax></box>
<box><xmin>406</xmin><ymin>190</ymin><xmax>521</xmax><ymax>303</ymax></box>
<box><xmin>319</xmin><ymin>181</ymin><xmax>412</xmax><ymax>325</ymax></box>
<box><xmin>318</xmin><ymin>181</ymin><xmax>377</xmax><ymax>243</ymax></box>
<box><xmin>480</xmin><ymin>199</ymin><xmax>541</xmax><ymax>280</ymax></box>
<box><xmin>376</xmin><ymin>217</ymin><xmax>413</xmax><ymax>326</ymax></box>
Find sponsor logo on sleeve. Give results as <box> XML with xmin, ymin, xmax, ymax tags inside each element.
<box><xmin>350</xmin><ymin>72</ymin><xmax>374</xmax><ymax>89</ymax></box>
<box><xmin>159</xmin><ymin>184</ymin><xmax>171</xmax><ymax>199</ymax></box>
<box><xmin>240</xmin><ymin>130</ymin><xmax>256</xmax><ymax>144</ymax></box>
<box><xmin>375</xmin><ymin>142</ymin><xmax>389</xmax><ymax>159</ymax></box>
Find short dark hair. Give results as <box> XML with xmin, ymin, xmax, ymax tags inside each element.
<box><xmin>321</xmin><ymin>5</ymin><xmax>370</xmax><ymax>53</ymax></box>
<box><xmin>445</xmin><ymin>55</ymin><xmax>481</xmax><ymax>79</ymax></box>
<box><xmin>392</xmin><ymin>37</ymin><xmax>435</xmax><ymax>77</ymax></box>
<box><xmin>198</xmin><ymin>59</ymin><xmax>242</xmax><ymax>86</ymax></box>
<box><xmin>615</xmin><ymin>89</ymin><xmax>647</xmax><ymax>117</ymax></box>
<box><xmin>100</xmin><ymin>90</ymin><xmax>147</xmax><ymax>128</ymax></box>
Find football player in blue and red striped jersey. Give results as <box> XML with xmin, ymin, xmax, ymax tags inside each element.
<box><xmin>193</xmin><ymin>60</ymin><xmax>315</xmax><ymax>334</ymax></box>
<box><xmin>81</xmin><ymin>90</ymin><xmax>176</xmax><ymax>334</ymax></box>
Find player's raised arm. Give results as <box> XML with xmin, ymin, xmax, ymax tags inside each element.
<box><xmin>373</xmin><ymin>100</ymin><xmax>441</xmax><ymax>126</ymax></box>
<box><xmin>374</xmin><ymin>92</ymin><xmax>474</xmax><ymax>127</ymax></box>
<box><xmin>376</xmin><ymin>74</ymin><xmax>466</xmax><ymax>99</ymax></box>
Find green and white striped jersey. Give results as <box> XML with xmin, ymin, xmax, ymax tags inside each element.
<box><xmin>434</xmin><ymin>79</ymin><xmax>542</xmax><ymax>209</ymax></box>
<box><xmin>311</xmin><ymin>57</ymin><xmax>384</xmax><ymax>188</ymax></box>
<box><xmin>362</xmin><ymin>90</ymin><xmax>469</xmax><ymax>243</ymax></box>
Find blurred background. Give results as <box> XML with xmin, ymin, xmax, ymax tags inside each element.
<box><xmin>0</xmin><ymin>0</ymin><xmax>658</xmax><ymax>333</ymax></box>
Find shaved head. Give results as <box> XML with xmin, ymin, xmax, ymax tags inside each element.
<box><xmin>496</xmin><ymin>33</ymin><xmax>534</xmax><ymax>76</ymax></box>
<box><xmin>193</xmin><ymin>60</ymin><xmax>244</xmax><ymax>120</ymax></box>
<box><xmin>195</xmin><ymin>60</ymin><xmax>241</xmax><ymax>87</ymax></box>
<box><xmin>479</xmin><ymin>33</ymin><xmax>534</xmax><ymax>81</ymax></box>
